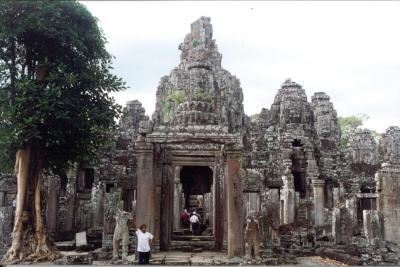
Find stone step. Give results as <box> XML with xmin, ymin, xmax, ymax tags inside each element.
<box><xmin>169</xmin><ymin>240</ymin><xmax>216</xmax><ymax>252</ymax></box>
<box><xmin>55</xmin><ymin>240</ymin><xmax>76</xmax><ymax>251</ymax></box>
<box><xmin>172</xmin><ymin>235</ymin><xmax>215</xmax><ymax>241</ymax></box>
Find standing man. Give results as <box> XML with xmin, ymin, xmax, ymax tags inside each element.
<box><xmin>135</xmin><ymin>223</ymin><xmax>154</xmax><ymax>264</ymax></box>
<box><xmin>190</xmin><ymin>211</ymin><xmax>200</xmax><ymax>235</ymax></box>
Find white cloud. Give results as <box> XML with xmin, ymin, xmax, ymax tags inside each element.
<box><xmin>83</xmin><ymin>1</ymin><xmax>400</xmax><ymax>133</ymax></box>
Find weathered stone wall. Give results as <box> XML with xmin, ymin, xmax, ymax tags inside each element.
<box><xmin>376</xmin><ymin>126</ymin><xmax>400</xmax><ymax>243</ymax></box>
<box><xmin>341</xmin><ymin>129</ymin><xmax>380</xmax><ymax>192</ymax></box>
<box><xmin>0</xmin><ymin>174</ymin><xmax>16</xmax><ymax>257</ymax></box>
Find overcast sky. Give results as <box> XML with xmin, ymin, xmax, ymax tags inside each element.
<box><xmin>82</xmin><ymin>1</ymin><xmax>400</xmax><ymax>133</ymax></box>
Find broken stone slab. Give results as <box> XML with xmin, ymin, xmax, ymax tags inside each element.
<box><xmin>55</xmin><ymin>251</ymin><xmax>92</xmax><ymax>265</ymax></box>
<box><xmin>76</xmin><ymin>231</ymin><xmax>87</xmax><ymax>247</ymax></box>
<box><xmin>383</xmin><ymin>253</ymin><xmax>399</xmax><ymax>264</ymax></box>
<box><xmin>55</xmin><ymin>240</ymin><xmax>76</xmax><ymax>251</ymax></box>
<box><xmin>386</xmin><ymin>241</ymin><xmax>400</xmax><ymax>253</ymax></box>
<box><xmin>91</xmin><ymin>247</ymin><xmax>112</xmax><ymax>261</ymax></box>
<box><xmin>262</xmin><ymin>257</ymin><xmax>280</xmax><ymax>265</ymax></box>
<box><xmin>351</xmin><ymin>236</ymin><xmax>369</xmax><ymax>248</ymax></box>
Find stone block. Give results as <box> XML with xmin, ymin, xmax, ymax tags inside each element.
<box><xmin>76</xmin><ymin>231</ymin><xmax>87</xmax><ymax>247</ymax></box>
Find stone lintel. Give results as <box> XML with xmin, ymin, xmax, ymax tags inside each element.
<box><xmin>356</xmin><ymin>193</ymin><xmax>379</xmax><ymax>199</ymax></box>
<box><xmin>145</xmin><ymin>133</ymin><xmax>240</xmax><ymax>145</ymax></box>
<box><xmin>312</xmin><ymin>179</ymin><xmax>325</xmax><ymax>187</ymax></box>
<box><xmin>135</xmin><ymin>142</ymin><xmax>153</xmax><ymax>154</ymax></box>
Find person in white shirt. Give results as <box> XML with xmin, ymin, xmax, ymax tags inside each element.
<box><xmin>135</xmin><ymin>224</ymin><xmax>154</xmax><ymax>264</ymax></box>
<box><xmin>189</xmin><ymin>212</ymin><xmax>200</xmax><ymax>235</ymax></box>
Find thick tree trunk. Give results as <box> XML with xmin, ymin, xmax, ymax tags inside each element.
<box><xmin>2</xmin><ymin>147</ymin><xmax>60</xmax><ymax>263</ymax></box>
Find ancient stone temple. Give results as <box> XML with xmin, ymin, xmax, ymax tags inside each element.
<box><xmin>1</xmin><ymin>16</ymin><xmax>400</xmax><ymax>265</ymax></box>
<box><xmin>136</xmin><ymin>16</ymin><xmax>245</xmax><ymax>257</ymax></box>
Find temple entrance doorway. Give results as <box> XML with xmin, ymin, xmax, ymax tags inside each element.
<box><xmin>173</xmin><ymin>166</ymin><xmax>214</xmax><ymax>239</ymax></box>
<box><xmin>291</xmin><ymin>139</ymin><xmax>307</xmax><ymax>199</ymax></box>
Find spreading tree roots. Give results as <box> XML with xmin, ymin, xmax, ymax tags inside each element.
<box><xmin>1</xmin><ymin>147</ymin><xmax>61</xmax><ymax>264</ymax></box>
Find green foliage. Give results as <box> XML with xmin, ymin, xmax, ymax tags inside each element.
<box><xmin>250</xmin><ymin>114</ymin><xmax>259</xmax><ymax>122</ymax></box>
<box><xmin>239</xmin><ymin>157</ymin><xmax>248</xmax><ymax>169</ymax></box>
<box><xmin>168</xmin><ymin>90</ymin><xmax>185</xmax><ymax>105</ymax></box>
<box><xmin>193</xmin><ymin>90</ymin><xmax>213</xmax><ymax>102</ymax></box>
<box><xmin>339</xmin><ymin>114</ymin><xmax>371</xmax><ymax>147</ymax></box>
<box><xmin>0</xmin><ymin>122</ymin><xmax>15</xmax><ymax>173</ymax></box>
<box><xmin>192</xmin><ymin>39</ymin><xmax>200</xmax><ymax>48</ymax></box>
<box><xmin>160</xmin><ymin>90</ymin><xmax>185</xmax><ymax>122</ymax></box>
<box><xmin>0</xmin><ymin>1</ymin><xmax>126</xmax><ymax>171</ymax></box>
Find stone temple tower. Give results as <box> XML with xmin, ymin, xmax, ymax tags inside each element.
<box><xmin>135</xmin><ymin>17</ymin><xmax>246</xmax><ymax>257</ymax></box>
<box><xmin>152</xmin><ymin>16</ymin><xmax>244</xmax><ymax>132</ymax></box>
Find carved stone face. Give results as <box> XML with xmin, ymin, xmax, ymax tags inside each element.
<box><xmin>138</xmin><ymin>120</ymin><xmax>152</xmax><ymax>135</ymax></box>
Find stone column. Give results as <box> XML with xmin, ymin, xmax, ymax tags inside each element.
<box><xmin>332</xmin><ymin>188</ymin><xmax>339</xmax><ymax>207</ymax></box>
<box><xmin>225</xmin><ymin>152</ymin><xmax>244</xmax><ymax>257</ymax></box>
<box><xmin>173</xmin><ymin>166</ymin><xmax>182</xmax><ymax>231</ymax></box>
<box><xmin>345</xmin><ymin>196</ymin><xmax>358</xmax><ymax>231</ymax></box>
<box><xmin>46</xmin><ymin>175</ymin><xmax>60</xmax><ymax>241</ymax></box>
<box><xmin>213</xmin><ymin>164</ymin><xmax>224</xmax><ymax>250</ymax></box>
<box><xmin>363</xmin><ymin>210</ymin><xmax>383</xmax><ymax>245</ymax></box>
<box><xmin>312</xmin><ymin>179</ymin><xmax>325</xmax><ymax>226</ymax></box>
<box><xmin>376</xmin><ymin>166</ymin><xmax>400</xmax><ymax>243</ymax></box>
<box><xmin>280</xmin><ymin>165</ymin><xmax>295</xmax><ymax>224</ymax></box>
<box><xmin>135</xmin><ymin>141</ymin><xmax>155</xmax><ymax>234</ymax></box>
<box><xmin>332</xmin><ymin>206</ymin><xmax>352</xmax><ymax>245</ymax></box>
<box><xmin>0</xmin><ymin>191</ymin><xmax>4</xmax><ymax>207</ymax></box>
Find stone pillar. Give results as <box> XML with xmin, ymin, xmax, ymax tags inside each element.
<box><xmin>375</xmin><ymin>166</ymin><xmax>400</xmax><ymax>243</ymax></box>
<box><xmin>225</xmin><ymin>153</ymin><xmax>244</xmax><ymax>257</ymax></box>
<box><xmin>135</xmin><ymin>141</ymin><xmax>155</xmax><ymax>234</ymax></box>
<box><xmin>173</xmin><ymin>166</ymin><xmax>182</xmax><ymax>231</ymax></box>
<box><xmin>332</xmin><ymin>206</ymin><xmax>352</xmax><ymax>245</ymax></box>
<box><xmin>0</xmin><ymin>191</ymin><xmax>4</xmax><ymax>207</ymax></box>
<box><xmin>46</xmin><ymin>175</ymin><xmax>60</xmax><ymax>241</ymax></box>
<box><xmin>345</xmin><ymin>196</ymin><xmax>358</xmax><ymax>231</ymax></box>
<box><xmin>262</xmin><ymin>188</ymin><xmax>280</xmax><ymax>246</ymax></box>
<box><xmin>213</xmin><ymin>164</ymin><xmax>223</xmax><ymax>250</ymax></box>
<box><xmin>332</xmin><ymin>188</ymin><xmax>339</xmax><ymax>207</ymax></box>
<box><xmin>280</xmin><ymin>167</ymin><xmax>295</xmax><ymax>224</ymax></box>
<box><xmin>312</xmin><ymin>179</ymin><xmax>325</xmax><ymax>226</ymax></box>
<box><xmin>363</xmin><ymin>210</ymin><xmax>383</xmax><ymax>245</ymax></box>
<box><xmin>63</xmin><ymin>166</ymin><xmax>78</xmax><ymax>235</ymax></box>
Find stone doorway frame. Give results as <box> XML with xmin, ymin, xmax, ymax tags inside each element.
<box><xmin>168</xmin><ymin>157</ymin><xmax>222</xmax><ymax>250</ymax></box>
<box><xmin>135</xmin><ymin>133</ymin><xmax>244</xmax><ymax>257</ymax></box>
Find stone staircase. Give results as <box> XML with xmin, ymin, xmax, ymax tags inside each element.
<box><xmin>278</xmin><ymin>235</ymin><xmax>292</xmax><ymax>248</ymax></box>
<box><xmin>297</xmin><ymin>205</ymin><xmax>308</xmax><ymax>222</ymax></box>
<box><xmin>170</xmin><ymin>236</ymin><xmax>216</xmax><ymax>252</ymax></box>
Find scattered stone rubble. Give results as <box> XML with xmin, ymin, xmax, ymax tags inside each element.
<box><xmin>1</xmin><ymin>16</ymin><xmax>400</xmax><ymax>266</ymax></box>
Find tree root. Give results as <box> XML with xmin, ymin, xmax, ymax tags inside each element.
<box><xmin>1</xmin><ymin>229</ymin><xmax>61</xmax><ymax>263</ymax></box>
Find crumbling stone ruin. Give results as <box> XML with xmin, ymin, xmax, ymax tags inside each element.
<box><xmin>1</xmin><ymin>16</ymin><xmax>400</xmax><ymax>265</ymax></box>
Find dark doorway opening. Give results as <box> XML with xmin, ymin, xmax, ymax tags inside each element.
<box><xmin>291</xmin><ymin>140</ymin><xmax>307</xmax><ymax>198</ymax></box>
<box><xmin>173</xmin><ymin>166</ymin><xmax>214</xmax><ymax>238</ymax></box>
<box><xmin>357</xmin><ymin>197</ymin><xmax>377</xmax><ymax>226</ymax></box>
<box><xmin>180</xmin><ymin>166</ymin><xmax>213</xmax><ymax>209</ymax></box>
<box><xmin>84</xmin><ymin>168</ymin><xmax>94</xmax><ymax>189</ymax></box>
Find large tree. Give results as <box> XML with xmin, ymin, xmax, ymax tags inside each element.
<box><xmin>338</xmin><ymin>114</ymin><xmax>379</xmax><ymax>147</ymax></box>
<box><xmin>0</xmin><ymin>1</ymin><xmax>125</xmax><ymax>262</ymax></box>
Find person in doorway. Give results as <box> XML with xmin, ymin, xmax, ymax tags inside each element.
<box><xmin>135</xmin><ymin>224</ymin><xmax>154</xmax><ymax>264</ymax></box>
<box><xmin>180</xmin><ymin>209</ymin><xmax>190</xmax><ymax>229</ymax></box>
<box><xmin>190</xmin><ymin>211</ymin><xmax>200</xmax><ymax>235</ymax></box>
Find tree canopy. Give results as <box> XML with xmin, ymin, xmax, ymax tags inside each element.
<box><xmin>338</xmin><ymin>114</ymin><xmax>378</xmax><ymax>147</ymax></box>
<box><xmin>0</xmin><ymin>1</ymin><xmax>126</xmax><ymax>173</ymax></box>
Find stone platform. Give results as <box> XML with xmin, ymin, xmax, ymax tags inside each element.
<box><xmin>5</xmin><ymin>255</ymin><xmax>344</xmax><ymax>266</ymax></box>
